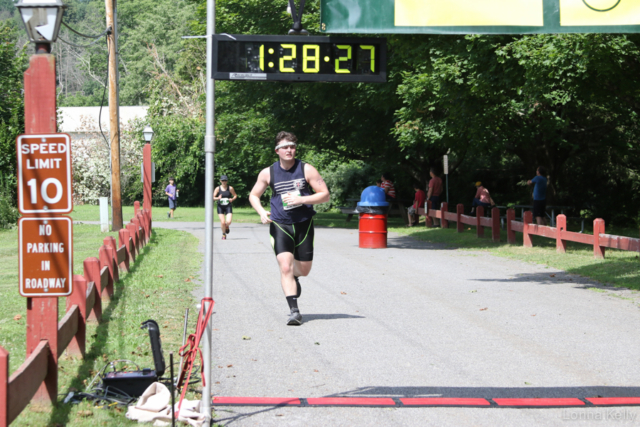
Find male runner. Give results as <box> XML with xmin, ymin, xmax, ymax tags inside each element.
<box><xmin>249</xmin><ymin>132</ymin><xmax>330</xmax><ymax>325</ymax></box>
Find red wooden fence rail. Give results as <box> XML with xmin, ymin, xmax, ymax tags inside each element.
<box><xmin>0</xmin><ymin>207</ymin><xmax>153</xmax><ymax>426</ymax></box>
<box><xmin>418</xmin><ymin>203</ymin><xmax>640</xmax><ymax>260</ymax></box>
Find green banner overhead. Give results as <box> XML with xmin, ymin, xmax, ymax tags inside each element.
<box><xmin>320</xmin><ymin>0</ymin><xmax>640</xmax><ymax>34</ymax></box>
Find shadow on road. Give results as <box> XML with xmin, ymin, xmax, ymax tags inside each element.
<box><xmin>329</xmin><ymin>385</ymin><xmax>640</xmax><ymax>398</ymax></box>
<box><xmin>302</xmin><ymin>313</ymin><xmax>366</xmax><ymax>323</ymax></box>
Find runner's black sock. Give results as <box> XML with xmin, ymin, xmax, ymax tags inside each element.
<box><xmin>294</xmin><ymin>276</ymin><xmax>301</xmax><ymax>298</ymax></box>
<box><xmin>286</xmin><ymin>295</ymin><xmax>299</xmax><ymax>312</ymax></box>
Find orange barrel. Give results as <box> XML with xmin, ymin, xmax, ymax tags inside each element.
<box><xmin>359</xmin><ymin>213</ymin><xmax>388</xmax><ymax>248</ymax></box>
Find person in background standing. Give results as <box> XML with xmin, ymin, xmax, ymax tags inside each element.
<box><xmin>213</xmin><ymin>175</ymin><xmax>238</xmax><ymax>240</ymax></box>
<box><xmin>527</xmin><ymin>166</ymin><xmax>548</xmax><ymax>225</ymax></box>
<box><xmin>165</xmin><ymin>177</ymin><xmax>178</xmax><ymax>219</ymax></box>
<box><xmin>381</xmin><ymin>173</ymin><xmax>396</xmax><ymax>202</ymax></box>
<box><xmin>427</xmin><ymin>168</ymin><xmax>443</xmax><ymax>226</ymax></box>
<box><xmin>408</xmin><ymin>183</ymin><xmax>426</xmax><ymax>226</ymax></box>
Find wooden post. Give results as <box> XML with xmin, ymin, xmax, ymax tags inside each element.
<box><xmin>491</xmin><ymin>207</ymin><xmax>500</xmax><ymax>242</ymax></box>
<box><xmin>556</xmin><ymin>214</ymin><xmax>567</xmax><ymax>253</ymax></box>
<box><xmin>425</xmin><ymin>200</ymin><xmax>433</xmax><ymax>227</ymax></box>
<box><xmin>134</xmin><ymin>201</ymin><xmax>140</xmax><ymax>216</ymax></box>
<box><xmin>118</xmin><ymin>229</ymin><xmax>131</xmax><ymax>271</ymax></box>
<box><xmin>0</xmin><ymin>346</ymin><xmax>8</xmax><ymax>427</ymax></box>
<box><xmin>441</xmin><ymin>202</ymin><xmax>449</xmax><ymax>229</ymax></box>
<box><xmin>456</xmin><ymin>204</ymin><xmax>464</xmax><ymax>233</ymax></box>
<box><xmin>127</xmin><ymin>223</ymin><xmax>138</xmax><ymax>259</ymax></box>
<box><xmin>24</xmin><ymin>53</ymin><xmax>59</xmax><ymax>405</ymax></box>
<box><xmin>523</xmin><ymin>211</ymin><xmax>533</xmax><ymax>248</ymax></box>
<box><xmin>476</xmin><ymin>206</ymin><xmax>484</xmax><ymax>238</ymax></box>
<box><xmin>594</xmin><ymin>218</ymin><xmax>606</xmax><ymax>259</ymax></box>
<box><xmin>143</xmin><ymin>143</ymin><xmax>152</xmax><ymax>218</ymax></box>
<box><xmin>106</xmin><ymin>0</ymin><xmax>122</xmax><ymax>231</ymax></box>
<box><xmin>83</xmin><ymin>258</ymin><xmax>102</xmax><ymax>322</ymax></box>
<box><xmin>66</xmin><ymin>275</ymin><xmax>87</xmax><ymax>357</ymax></box>
<box><xmin>99</xmin><ymin>245</ymin><xmax>114</xmax><ymax>299</ymax></box>
<box><xmin>507</xmin><ymin>209</ymin><xmax>516</xmax><ymax>244</ymax></box>
<box><xmin>103</xmin><ymin>237</ymin><xmax>120</xmax><ymax>283</ymax></box>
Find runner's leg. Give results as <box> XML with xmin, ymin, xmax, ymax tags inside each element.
<box><xmin>276</xmin><ymin>252</ymin><xmax>297</xmax><ymax>296</ymax></box>
<box><xmin>226</xmin><ymin>213</ymin><xmax>232</xmax><ymax>233</ymax></box>
<box><xmin>218</xmin><ymin>213</ymin><xmax>227</xmax><ymax>237</ymax></box>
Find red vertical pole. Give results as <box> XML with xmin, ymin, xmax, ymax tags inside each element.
<box><xmin>83</xmin><ymin>258</ymin><xmax>102</xmax><ymax>322</ymax></box>
<box><xmin>425</xmin><ymin>200</ymin><xmax>433</xmax><ymax>227</ymax></box>
<box><xmin>491</xmin><ymin>207</ymin><xmax>500</xmax><ymax>242</ymax></box>
<box><xmin>441</xmin><ymin>202</ymin><xmax>449</xmax><ymax>229</ymax></box>
<box><xmin>507</xmin><ymin>209</ymin><xmax>516</xmax><ymax>244</ymax></box>
<box><xmin>523</xmin><ymin>211</ymin><xmax>533</xmax><ymax>247</ymax></box>
<box><xmin>24</xmin><ymin>54</ymin><xmax>59</xmax><ymax>405</ymax></box>
<box><xmin>143</xmin><ymin>143</ymin><xmax>152</xmax><ymax>218</ymax></box>
<box><xmin>103</xmin><ymin>237</ymin><xmax>119</xmax><ymax>282</ymax></box>
<box><xmin>134</xmin><ymin>200</ymin><xmax>140</xmax><ymax>216</ymax></box>
<box><xmin>0</xmin><ymin>346</ymin><xmax>8</xmax><ymax>427</ymax></box>
<box><xmin>66</xmin><ymin>275</ymin><xmax>88</xmax><ymax>357</ymax></box>
<box><xmin>456</xmin><ymin>204</ymin><xmax>464</xmax><ymax>233</ymax></box>
<box><xmin>476</xmin><ymin>207</ymin><xmax>484</xmax><ymax>238</ymax></box>
<box><xmin>594</xmin><ymin>218</ymin><xmax>606</xmax><ymax>259</ymax></box>
<box><xmin>556</xmin><ymin>214</ymin><xmax>567</xmax><ymax>253</ymax></box>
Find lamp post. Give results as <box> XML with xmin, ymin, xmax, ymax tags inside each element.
<box><xmin>142</xmin><ymin>126</ymin><xmax>153</xmax><ymax>217</ymax></box>
<box><xmin>15</xmin><ymin>0</ymin><xmax>65</xmax><ymax>53</ymax></box>
<box><xmin>15</xmin><ymin>0</ymin><xmax>66</xmax><ymax>405</ymax></box>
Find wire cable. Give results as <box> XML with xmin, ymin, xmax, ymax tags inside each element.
<box><xmin>61</xmin><ymin>22</ymin><xmax>111</xmax><ymax>39</ymax></box>
<box><xmin>57</xmin><ymin>35</ymin><xmax>106</xmax><ymax>49</ymax></box>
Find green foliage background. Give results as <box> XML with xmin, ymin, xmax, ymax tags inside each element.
<box><xmin>1</xmin><ymin>0</ymin><xmax>639</xmax><ymax>228</ymax></box>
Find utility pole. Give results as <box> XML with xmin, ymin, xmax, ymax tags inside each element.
<box><xmin>202</xmin><ymin>0</ymin><xmax>216</xmax><ymax>420</ymax></box>
<box><xmin>106</xmin><ymin>0</ymin><xmax>122</xmax><ymax>231</ymax></box>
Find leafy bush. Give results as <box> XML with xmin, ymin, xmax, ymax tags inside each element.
<box><xmin>0</xmin><ymin>175</ymin><xmax>18</xmax><ymax>229</ymax></box>
<box><xmin>317</xmin><ymin>161</ymin><xmax>378</xmax><ymax>212</ymax></box>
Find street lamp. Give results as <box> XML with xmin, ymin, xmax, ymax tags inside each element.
<box><xmin>15</xmin><ymin>0</ymin><xmax>66</xmax><ymax>53</ymax></box>
<box><xmin>143</xmin><ymin>125</ymin><xmax>154</xmax><ymax>142</ymax></box>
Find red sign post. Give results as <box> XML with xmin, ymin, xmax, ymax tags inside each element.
<box><xmin>18</xmin><ymin>217</ymin><xmax>72</xmax><ymax>297</ymax></box>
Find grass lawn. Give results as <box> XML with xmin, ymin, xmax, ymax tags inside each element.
<box><xmin>0</xmin><ymin>225</ymin><xmax>202</xmax><ymax>426</ymax></box>
<box><xmin>390</xmin><ymin>220</ymin><xmax>640</xmax><ymax>290</ymax></box>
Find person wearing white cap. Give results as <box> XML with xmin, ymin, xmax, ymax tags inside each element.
<box><xmin>213</xmin><ymin>175</ymin><xmax>237</xmax><ymax>240</ymax></box>
<box><xmin>249</xmin><ymin>131</ymin><xmax>330</xmax><ymax>326</ymax></box>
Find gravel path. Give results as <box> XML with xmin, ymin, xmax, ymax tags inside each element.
<box><xmin>151</xmin><ymin>220</ymin><xmax>640</xmax><ymax>426</ymax></box>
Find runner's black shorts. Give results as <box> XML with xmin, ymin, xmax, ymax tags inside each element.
<box><xmin>270</xmin><ymin>218</ymin><xmax>314</xmax><ymax>261</ymax></box>
<box><xmin>533</xmin><ymin>199</ymin><xmax>546</xmax><ymax>218</ymax></box>
<box><xmin>217</xmin><ymin>204</ymin><xmax>233</xmax><ymax>215</ymax></box>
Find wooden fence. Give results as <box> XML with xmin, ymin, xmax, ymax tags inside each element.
<box><xmin>418</xmin><ymin>201</ymin><xmax>640</xmax><ymax>259</ymax></box>
<box><xmin>0</xmin><ymin>202</ymin><xmax>152</xmax><ymax>426</ymax></box>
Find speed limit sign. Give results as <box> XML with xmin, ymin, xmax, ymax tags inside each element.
<box><xmin>17</xmin><ymin>134</ymin><xmax>72</xmax><ymax>214</ymax></box>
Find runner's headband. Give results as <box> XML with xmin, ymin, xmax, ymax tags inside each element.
<box><xmin>275</xmin><ymin>141</ymin><xmax>297</xmax><ymax>150</ymax></box>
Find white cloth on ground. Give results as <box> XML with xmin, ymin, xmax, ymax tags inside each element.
<box><xmin>125</xmin><ymin>382</ymin><xmax>206</xmax><ymax>426</ymax></box>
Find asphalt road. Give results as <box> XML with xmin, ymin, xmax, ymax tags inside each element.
<box><xmin>153</xmin><ymin>220</ymin><xmax>640</xmax><ymax>427</ymax></box>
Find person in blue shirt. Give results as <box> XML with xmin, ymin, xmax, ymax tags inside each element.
<box><xmin>527</xmin><ymin>166</ymin><xmax>547</xmax><ymax>225</ymax></box>
<box><xmin>165</xmin><ymin>177</ymin><xmax>179</xmax><ymax>219</ymax></box>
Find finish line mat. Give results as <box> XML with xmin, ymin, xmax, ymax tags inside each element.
<box><xmin>212</xmin><ymin>396</ymin><xmax>640</xmax><ymax>408</ymax></box>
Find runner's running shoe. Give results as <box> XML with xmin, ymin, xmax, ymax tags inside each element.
<box><xmin>226</xmin><ymin>227</ymin><xmax>230</xmax><ymax>234</ymax></box>
<box><xmin>287</xmin><ymin>309</ymin><xmax>302</xmax><ymax>326</ymax></box>
<box><xmin>222</xmin><ymin>234</ymin><xmax>227</xmax><ymax>240</ymax></box>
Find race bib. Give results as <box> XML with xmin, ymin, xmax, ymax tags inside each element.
<box><xmin>283</xmin><ymin>190</ymin><xmax>302</xmax><ymax>210</ymax></box>
<box><xmin>220</xmin><ymin>198</ymin><xmax>229</xmax><ymax>206</ymax></box>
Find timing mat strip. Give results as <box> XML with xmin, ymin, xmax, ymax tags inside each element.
<box><xmin>212</xmin><ymin>396</ymin><xmax>640</xmax><ymax>408</ymax></box>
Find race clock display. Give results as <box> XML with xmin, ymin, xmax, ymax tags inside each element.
<box><xmin>212</xmin><ymin>34</ymin><xmax>387</xmax><ymax>83</ymax></box>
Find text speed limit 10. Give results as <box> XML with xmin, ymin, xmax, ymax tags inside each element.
<box><xmin>16</xmin><ymin>134</ymin><xmax>73</xmax><ymax>214</ymax></box>
<box><xmin>213</xmin><ymin>35</ymin><xmax>387</xmax><ymax>83</ymax></box>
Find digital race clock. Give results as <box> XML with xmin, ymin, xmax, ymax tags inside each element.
<box><xmin>212</xmin><ymin>34</ymin><xmax>387</xmax><ymax>83</ymax></box>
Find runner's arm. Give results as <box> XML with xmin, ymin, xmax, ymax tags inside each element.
<box><xmin>213</xmin><ymin>187</ymin><xmax>220</xmax><ymax>200</ymax></box>
<box><xmin>249</xmin><ymin>168</ymin><xmax>272</xmax><ymax>224</ymax></box>
<box><xmin>229</xmin><ymin>186</ymin><xmax>238</xmax><ymax>202</ymax></box>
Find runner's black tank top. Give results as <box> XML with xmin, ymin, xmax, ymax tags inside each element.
<box><xmin>269</xmin><ymin>159</ymin><xmax>315</xmax><ymax>224</ymax></box>
<box><xmin>217</xmin><ymin>186</ymin><xmax>232</xmax><ymax>205</ymax></box>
